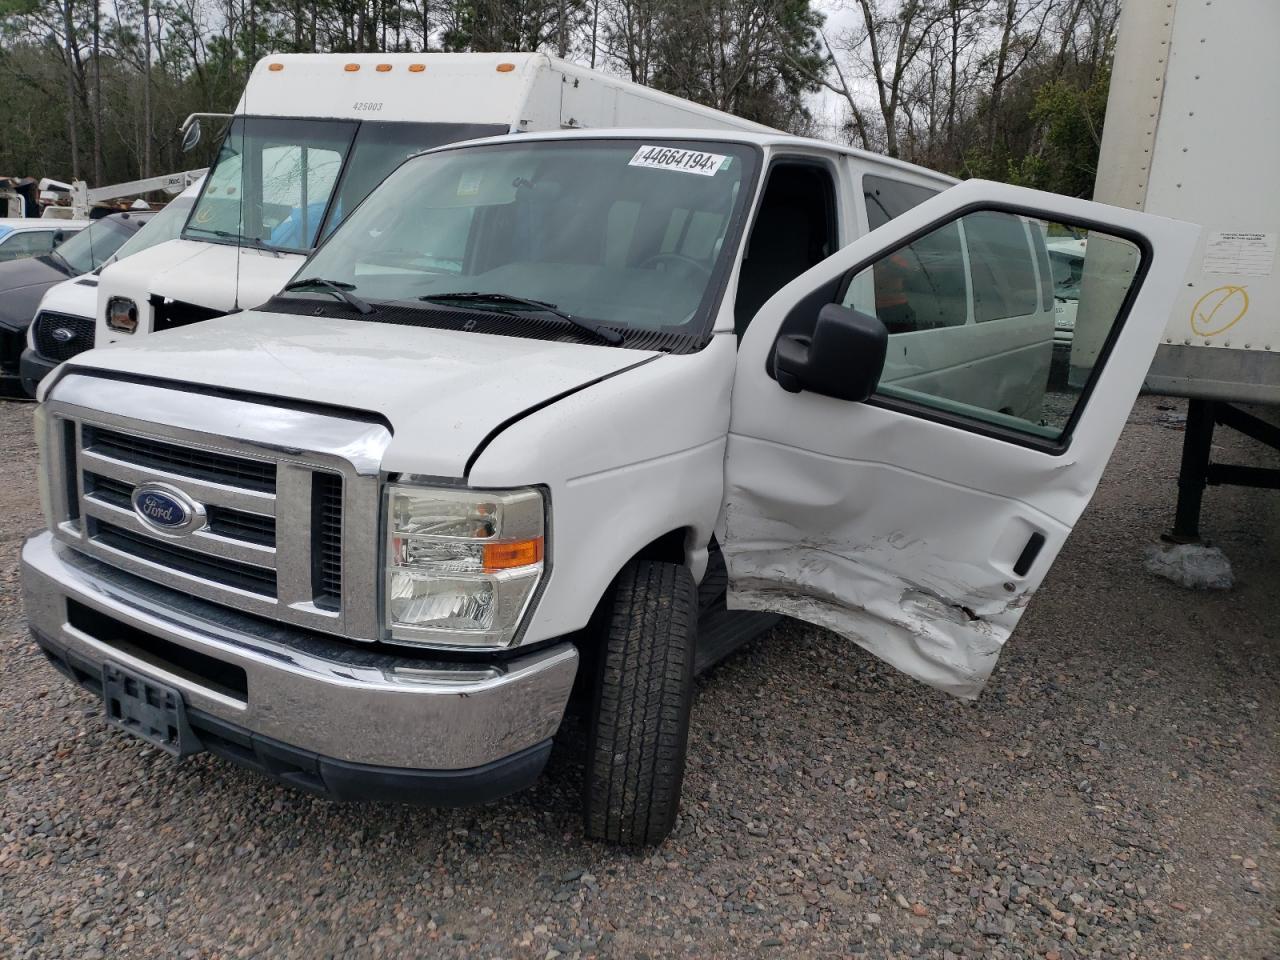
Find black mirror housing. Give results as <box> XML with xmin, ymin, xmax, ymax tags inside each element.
<box><xmin>773</xmin><ymin>303</ymin><xmax>888</xmax><ymax>402</ymax></box>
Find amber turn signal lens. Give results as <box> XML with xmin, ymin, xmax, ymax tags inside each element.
<box><xmin>483</xmin><ymin>538</ymin><xmax>544</xmax><ymax>571</ymax></box>
<box><xmin>496</xmin><ymin>62</ymin><xmax>516</xmax><ymax>72</ymax></box>
<box><xmin>267</xmin><ymin>63</ymin><xmax>284</xmax><ymax>72</ymax></box>
<box><xmin>344</xmin><ymin>63</ymin><xmax>360</xmax><ymax>72</ymax></box>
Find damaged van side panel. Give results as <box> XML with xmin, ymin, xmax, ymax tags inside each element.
<box><xmin>721</xmin><ymin>435</ymin><xmax>1066</xmax><ymax>698</ymax></box>
<box><xmin>718</xmin><ymin>180</ymin><xmax>1198</xmax><ymax>701</ymax></box>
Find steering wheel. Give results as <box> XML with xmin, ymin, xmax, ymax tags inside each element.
<box><xmin>639</xmin><ymin>253</ymin><xmax>712</xmax><ymax>281</ymax></box>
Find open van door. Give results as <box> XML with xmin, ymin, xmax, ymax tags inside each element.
<box><xmin>721</xmin><ymin>179</ymin><xmax>1199</xmax><ymax>698</ymax></box>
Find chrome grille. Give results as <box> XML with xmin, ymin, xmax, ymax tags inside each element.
<box><xmin>86</xmin><ymin>426</ymin><xmax>277</xmax><ymax>492</ymax></box>
<box><xmin>94</xmin><ymin>520</ymin><xmax>279</xmax><ymax>597</ymax></box>
<box><xmin>312</xmin><ymin>472</ymin><xmax>343</xmax><ymax>610</ymax></box>
<box><xmin>43</xmin><ymin>374</ymin><xmax>391</xmax><ymax>642</ymax></box>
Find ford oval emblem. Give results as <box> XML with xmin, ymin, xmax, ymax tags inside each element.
<box><xmin>51</xmin><ymin>327</ymin><xmax>75</xmax><ymax>343</ymax></box>
<box><xmin>131</xmin><ymin>483</ymin><xmax>205</xmax><ymax>536</ymax></box>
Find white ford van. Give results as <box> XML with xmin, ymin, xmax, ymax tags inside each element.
<box><xmin>23</xmin><ymin>130</ymin><xmax>1196</xmax><ymax>845</ymax></box>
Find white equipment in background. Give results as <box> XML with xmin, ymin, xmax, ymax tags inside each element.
<box><xmin>94</xmin><ymin>51</ymin><xmax>772</xmax><ymax>346</ymax></box>
<box><xmin>1092</xmin><ymin>0</ymin><xmax>1280</xmax><ymax>545</ymax></box>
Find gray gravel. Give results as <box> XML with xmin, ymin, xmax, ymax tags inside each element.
<box><xmin>0</xmin><ymin>396</ymin><xmax>1276</xmax><ymax>959</ymax></box>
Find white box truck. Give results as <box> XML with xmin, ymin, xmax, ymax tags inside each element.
<box><xmin>1091</xmin><ymin>0</ymin><xmax>1280</xmax><ymax>540</ymax></box>
<box><xmin>22</xmin><ymin>127</ymin><xmax>1197</xmax><ymax>844</ymax></box>
<box><xmin>94</xmin><ymin>52</ymin><xmax>769</xmax><ymax>348</ymax></box>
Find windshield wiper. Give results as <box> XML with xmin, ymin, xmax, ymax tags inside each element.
<box><xmin>184</xmin><ymin>226</ymin><xmax>283</xmax><ymax>256</ymax></box>
<box><xmin>283</xmin><ymin>277</ymin><xmax>375</xmax><ymax>315</ymax></box>
<box><xmin>418</xmin><ymin>292</ymin><xmax>623</xmax><ymax>345</ymax></box>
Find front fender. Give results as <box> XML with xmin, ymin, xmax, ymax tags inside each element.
<box><xmin>468</xmin><ymin>335</ymin><xmax>738</xmax><ymax>644</ymax></box>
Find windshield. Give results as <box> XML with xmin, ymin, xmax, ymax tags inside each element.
<box><xmin>110</xmin><ymin>195</ymin><xmax>196</xmax><ymax>264</ymax></box>
<box><xmin>184</xmin><ymin>117</ymin><xmax>356</xmax><ymax>252</ymax></box>
<box><xmin>318</xmin><ymin>121</ymin><xmax>507</xmax><ymax>241</ymax></box>
<box><xmin>297</xmin><ymin>139</ymin><xmax>757</xmax><ymax>332</ymax></box>
<box><xmin>53</xmin><ymin>216</ymin><xmax>136</xmax><ymax>274</ymax></box>
<box><xmin>184</xmin><ymin>118</ymin><xmax>506</xmax><ymax>254</ymax></box>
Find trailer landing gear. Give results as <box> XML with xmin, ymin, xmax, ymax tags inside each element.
<box><xmin>1167</xmin><ymin>398</ymin><xmax>1280</xmax><ymax>544</ymax></box>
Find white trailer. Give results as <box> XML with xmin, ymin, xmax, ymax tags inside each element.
<box><xmin>96</xmin><ymin>52</ymin><xmax>771</xmax><ymax>346</ymax></box>
<box><xmin>1093</xmin><ymin>0</ymin><xmax>1280</xmax><ymax>541</ymax></box>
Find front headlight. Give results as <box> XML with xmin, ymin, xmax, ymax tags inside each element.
<box><xmin>106</xmin><ymin>297</ymin><xmax>138</xmax><ymax>333</ymax></box>
<box><xmin>383</xmin><ymin>484</ymin><xmax>545</xmax><ymax>648</ymax></box>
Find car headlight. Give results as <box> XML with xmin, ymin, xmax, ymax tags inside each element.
<box><xmin>106</xmin><ymin>297</ymin><xmax>138</xmax><ymax>333</ymax></box>
<box><xmin>383</xmin><ymin>484</ymin><xmax>545</xmax><ymax>648</ymax></box>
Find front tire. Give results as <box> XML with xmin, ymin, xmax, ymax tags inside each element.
<box><xmin>583</xmin><ymin>559</ymin><xmax>697</xmax><ymax>845</ymax></box>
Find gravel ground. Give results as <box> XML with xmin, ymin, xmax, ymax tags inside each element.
<box><xmin>0</xmin><ymin>396</ymin><xmax>1275</xmax><ymax>959</ymax></box>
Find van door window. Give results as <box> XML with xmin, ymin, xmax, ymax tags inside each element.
<box><xmin>734</xmin><ymin>161</ymin><xmax>837</xmax><ymax>336</ymax></box>
<box><xmin>964</xmin><ymin>210</ymin><xmax>1039</xmax><ymax>322</ymax></box>
<box><xmin>842</xmin><ymin>211</ymin><xmax>1140</xmax><ymax>440</ymax></box>
<box><xmin>844</xmin><ymin>221</ymin><xmax>968</xmax><ymax>333</ymax></box>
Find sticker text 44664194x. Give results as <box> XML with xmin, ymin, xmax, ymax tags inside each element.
<box><xmin>628</xmin><ymin>145</ymin><xmax>730</xmax><ymax>177</ymax></box>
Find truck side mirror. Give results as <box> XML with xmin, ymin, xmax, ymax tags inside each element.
<box><xmin>181</xmin><ymin>119</ymin><xmax>202</xmax><ymax>153</ymax></box>
<box><xmin>773</xmin><ymin>303</ymin><xmax>888</xmax><ymax>402</ymax></box>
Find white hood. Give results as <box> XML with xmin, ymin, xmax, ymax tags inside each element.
<box><xmin>35</xmin><ymin>274</ymin><xmax>99</xmax><ymax>320</ymax></box>
<box><xmin>62</xmin><ymin>310</ymin><xmax>658</xmax><ymax>477</ymax></box>
<box><xmin>96</xmin><ymin>238</ymin><xmax>303</xmax><ymax>347</ymax></box>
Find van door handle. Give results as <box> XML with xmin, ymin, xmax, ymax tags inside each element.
<box><xmin>1012</xmin><ymin>532</ymin><xmax>1046</xmax><ymax>577</ymax></box>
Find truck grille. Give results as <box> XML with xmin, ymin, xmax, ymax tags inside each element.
<box><xmin>33</xmin><ymin>311</ymin><xmax>96</xmax><ymax>362</ymax></box>
<box><xmin>312</xmin><ymin>472</ymin><xmax>343</xmax><ymax>610</ymax></box>
<box><xmin>43</xmin><ymin>375</ymin><xmax>391</xmax><ymax>641</ymax></box>
<box><xmin>94</xmin><ymin>521</ymin><xmax>279</xmax><ymax>597</ymax></box>
<box><xmin>86</xmin><ymin>427</ymin><xmax>277</xmax><ymax>492</ymax></box>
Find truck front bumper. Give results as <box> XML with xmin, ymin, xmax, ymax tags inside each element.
<box><xmin>18</xmin><ymin>346</ymin><xmax>56</xmax><ymax>397</ymax></box>
<box><xmin>21</xmin><ymin>532</ymin><xmax>578</xmax><ymax>805</ymax></box>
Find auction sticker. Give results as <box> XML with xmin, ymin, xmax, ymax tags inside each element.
<box><xmin>629</xmin><ymin>145</ymin><xmax>730</xmax><ymax>176</ymax></box>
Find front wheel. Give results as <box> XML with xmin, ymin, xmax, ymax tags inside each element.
<box><xmin>583</xmin><ymin>559</ymin><xmax>697</xmax><ymax>845</ymax></box>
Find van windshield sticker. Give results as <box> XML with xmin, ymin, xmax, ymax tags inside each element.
<box><xmin>457</xmin><ymin>171</ymin><xmax>483</xmax><ymax>197</ymax></box>
<box><xmin>628</xmin><ymin>145</ymin><xmax>730</xmax><ymax>176</ymax></box>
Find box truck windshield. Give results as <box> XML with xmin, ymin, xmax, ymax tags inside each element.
<box><xmin>183</xmin><ymin>117</ymin><xmax>505</xmax><ymax>253</ymax></box>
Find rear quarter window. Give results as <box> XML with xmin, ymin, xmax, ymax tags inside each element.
<box><xmin>863</xmin><ymin>174</ymin><xmax>940</xmax><ymax>230</ymax></box>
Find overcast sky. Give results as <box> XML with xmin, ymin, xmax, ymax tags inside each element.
<box><xmin>806</xmin><ymin>0</ymin><xmax>865</xmax><ymax>134</ymax></box>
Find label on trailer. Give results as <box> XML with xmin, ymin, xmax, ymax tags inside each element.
<box><xmin>1202</xmin><ymin>231</ymin><xmax>1276</xmax><ymax>277</ymax></box>
<box><xmin>629</xmin><ymin>145</ymin><xmax>730</xmax><ymax>176</ymax></box>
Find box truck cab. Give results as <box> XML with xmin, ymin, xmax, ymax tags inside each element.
<box><xmin>24</xmin><ymin>130</ymin><xmax>1196</xmax><ymax>845</ymax></box>
<box><xmin>95</xmin><ymin>52</ymin><xmax>768</xmax><ymax>344</ymax></box>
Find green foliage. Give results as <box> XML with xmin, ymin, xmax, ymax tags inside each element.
<box><xmin>1005</xmin><ymin>63</ymin><xmax>1109</xmax><ymax>197</ymax></box>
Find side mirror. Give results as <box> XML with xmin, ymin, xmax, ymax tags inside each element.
<box><xmin>774</xmin><ymin>303</ymin><xmax>888</xmax><ymax>402</ymax></box>
<box><xmin>181</xmin><ymin>119</ymin><xmax>202</xmax><ymax>153</ymax></box>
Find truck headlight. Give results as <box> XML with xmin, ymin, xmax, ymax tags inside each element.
<box><xmin>106</xmin><ymin>297</ymin><xmax>138</xmax><ymax>333</ymax></box>
<box><xmin>383</xmin><ymin>484</ymin><xmax>545</xmax><ymax>648</ymax></box>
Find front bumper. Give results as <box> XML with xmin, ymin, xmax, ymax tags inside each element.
<box><xmin>19</xmin><ymin>346</ymin><xmax>55</xmax><ymax>397</ymax></box>
<box><xmin>22</xmin><ymin>532</ymin><xmax>578</xmax><ymax>803</ymax></box>
<box><xmin>0</xmin><ymin>324</ymin><xmax>26</xmax><ymax>389</ymax></box>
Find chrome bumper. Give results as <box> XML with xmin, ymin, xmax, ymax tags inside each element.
<box><xmin>21</xmin><ymin>531</ymin><xmax>577</xmax><ymax>771</ymax></box>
